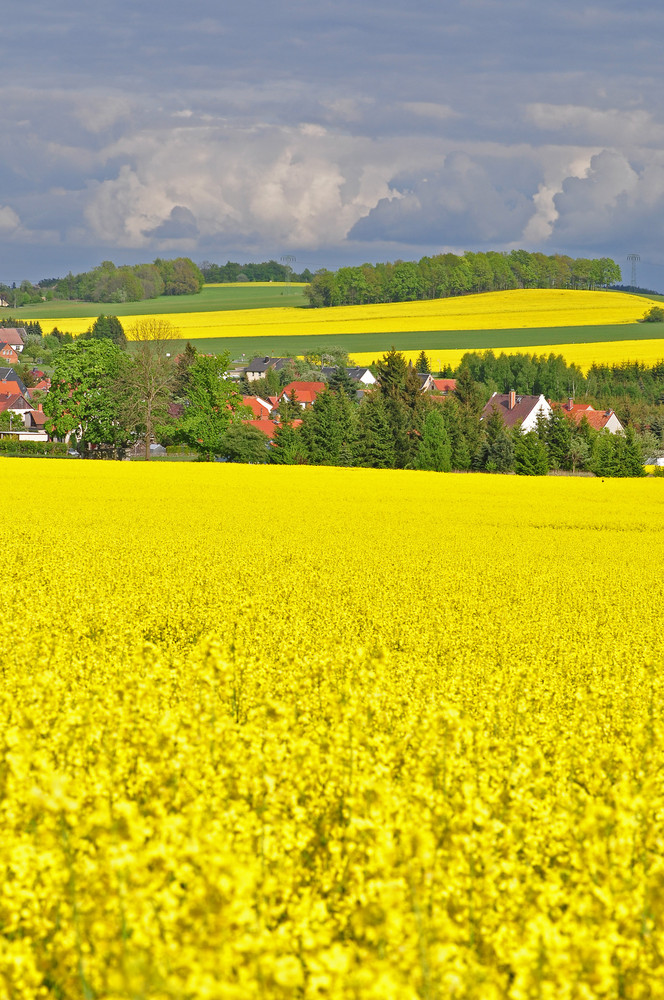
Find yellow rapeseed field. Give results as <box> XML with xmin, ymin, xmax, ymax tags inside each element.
<box><xmin>350</xmin><ymin>338</ymin><xmax>664</xmax><ymax>373</ymax></box>
<box><xmin>27</xmin><ymin>289</ymin><xmax>650</xmax><ymax>341</ymax></box>
<box><xmin>2</xmin><ymin>461</ymin><xmax>664</xmax><ymax>998</ymax></box>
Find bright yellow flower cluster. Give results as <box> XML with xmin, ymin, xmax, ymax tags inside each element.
<box><xmin>2</xmin><ymin>461</ymin><xmax>664</xmax><ymax>998</ymax></box>
<box><xmin>351</xmin><ymin>338</ymin><xmax>664</xmax><ymax>373</ymax></box>
<box><xmin>27</xmin><ymin>289</ymin><xmax>649</xmax><ymax>340</ymax></box>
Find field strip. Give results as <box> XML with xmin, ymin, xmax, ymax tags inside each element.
<box><xmin>23</xmin><ymin>289</ymin><xmax>653</xmax><ymax>340</ymax></box>
<box><xmin>347</xmin><ymin>339</ymin><xmax>664</xmax><ymax>373</ymax></box>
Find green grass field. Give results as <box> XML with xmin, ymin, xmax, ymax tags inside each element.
<box><xmin>20</xmin><ymin>283</ymin><xmax>309</xmax><ymax>320</ymax></box>
<box><xmin>154</xmin><ymin>322</ymin><xmax>664</xmax><ymax>360</ymax></box>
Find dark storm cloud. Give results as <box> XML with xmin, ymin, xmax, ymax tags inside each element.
<box><xmin>1</xmin><ymin>0</ymin><xmax>664</xmax><ymax>284</ymax></box>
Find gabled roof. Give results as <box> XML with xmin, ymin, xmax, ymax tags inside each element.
<box><xmin>482</xmin><ymin>392</ymin><xmax>549</xmax><ymax>428</ymax></box>
<box><xmin>432</xmin><ymin>378</ymin><xmax>457</xmax><ymax>393</ymax></box>
<box><xmin>0</xmin><ymin>381</ymin><xmax>24</xmax><ymax>398</ymax></box>
<box><xmin>30</xmin><ymin>379</ymin><xmax>51</xmax><ymax>394</ymax></box>
<box><xmin>241</xmin><ymin>396</ymin><xmax>273</xmax><ymax>419</ymax></box>
<box><xmin>246</xmin><ymin>356</ymin><xmax>291</xmax><ymax>374</ymax></box>
<box><xmin>0</xmin><ymin>392</ymin><xmax>31</xmax><ymax>412</ymax></box>
<box><xmin>0</xmin><ymin>328</ymin><xmax>25</xmax><ymax>347</ymax></box>
<box><xmin>27</xmin><ymin>408</ymin><xmax>48</xmax><ymax>426</ymax></box>
<box><xmin>279</xmin><ymin>381</ymin><xmax>326</xmax><ymax>405</ymax></box>
<box><xmin>0</xmin><ymin>368</ymin><xmax>28</xmax><ymax>395</ymax></box>
<box><xmin>552</xmin><ymin>399</ymin><xmax>623</xmax><ymax>432</ymax></box>
<box><xmin>565</xmin><ymin>408</ymin><xmax>622</xmax><ymax>431</ymax></box>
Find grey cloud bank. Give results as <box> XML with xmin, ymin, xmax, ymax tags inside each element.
<box><xmin>2</xmin><ymin>0</ymin><xmax>664</xmax><ymax>289</ymax></box>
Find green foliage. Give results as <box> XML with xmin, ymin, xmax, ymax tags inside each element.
<box><xmin>514</xmin><ymin>431</ymin><xmax>550</xmax><ymax>476</ymax></box>
<box><xmin>0</xmin><ymin>438</ymin><xmax>68</xmax><ymax>457</ymax></box>
<box><xmin>175</xmin><ymin>353</ymin><xmax>243</xmax><ymax>461</ymax></box>
<box><xmin>415</xmin><ymin>351</ymin><xmax>431</xmax><ymax>374</ymax></box>
<box><xmin>415</xmin><ymin>410</ymin><xmax>452</xmax><ymax>472</ymax></box>
<box><xmin>478</xmin><ymin>407</ymin><xmax>514</xmax><ymax>472</ymax></box>
<box><xmin>51</xmin><ymin>258</ymin><xmax>203</xmax><ymax>303</ymax></box>
<box><xmin>590</xmin><ymin>429</ymin><xmax>645</xmax><ymax>478</ymax></box>
<box><xmin>327</xmin><ymin>366</ymin><xmax>357</xmax><ymax>399</ymax></box>
<box><xmin>44</xmin><ymin>339</ymin><xmax>131</xmax><ymax>451</ymax></box>
<box><xmin>302</xmin><ymin>389</ymin><xmax>357</xmax><ymax>466</ymax></box>
<box><xmin>304</xmin><ymin>251</ymin><xmax>622</xmax><ymax>308</ymax></box>
<box><xmin>200</xmin><ymin>260</ymin><xmax>312</xmax><ymax>283</ymax></box>
<box><xmin>545</xmin><ymin>410</ymin><xmax>573</xmax><ymax>470</ymax></box>
<box><xmin>218</xmin><ymin>423</ymin><xmax>270</xmax><ymax>464</ymax></box>
<box><xmin>641</xmin><ymin>306</ymin><xmax>664</xmax><ymax>323</ymax></box>
<box><xmin>153</xmin><ymin>258</ymin><xmax>204</xmax><ymax>296</ymax></box>
<box><xmin>271</xmin><ymin>420</ymin><xmax>307</xmax><ymax>465</ymax></box>
<box><xmin>81</xmin><ymin>314</ymin><xmax>127</xmax><ymax>348</ymax></box>
<box><xmin>355</xmin><ymin>392</ymin><xmax>395</xmax><ymax>469</ymax></box>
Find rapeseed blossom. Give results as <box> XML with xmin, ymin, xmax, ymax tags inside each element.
<box><xmin>26</xmin><ymin>289</ymin><xmax>649</xmax><ymax>341</ymax></box>
<box><xmin>1</xmin><ymin>461</ymin><xmax>663</xmax><ymax>998</ymax></box>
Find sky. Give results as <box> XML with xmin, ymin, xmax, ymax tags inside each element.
<box><xmin>2</xmin><ymin>0</ymin><xmax>664</xmax><ymax>289</ymax></box>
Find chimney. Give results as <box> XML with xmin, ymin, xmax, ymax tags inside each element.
<box><xmin>38</xmin><ymin>403</ymin><xmax>43</xmax><ymax>412</ymax></box>
<box><xmin>567</xmin><ymin>397</ymin><xmax>573</xmax><ymax>410</ymax></box>
<box><xmin>508</xmin><ymin>390</ymin><xmax>516</xmax><ymax>410</ymax></box>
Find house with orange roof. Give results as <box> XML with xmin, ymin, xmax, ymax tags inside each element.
<box><xmin>431</xmin><ymin>378</ymin><xmax>457</xmax><ymax>394</ymax></box>
<box><xmin>241</xmin><ymin>395</ymin><xmax>274</xmax><ymax>419</ymax></box>
<box><xmin>555</xmin><ymin>398</ymin><xmax>623</xmax><ymax>434</ymax></box>
<box><xmin>278</xmin><ymin>381</ymin><xmax>326</xmax><ymax>409</ymax></box>
<box><xmin>0</xmin><ymin>367</ymin><xmax>28</xmax><ymax>396</ymax></box>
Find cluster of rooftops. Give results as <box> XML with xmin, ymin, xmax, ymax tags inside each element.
<box><xmin>0</xmin><ymin>329</ymin><xmax>50</xmax><ymax>435</ymax></box>
<box><xmin>0</xmin><ymin>337</ymin><xmax>624</xmax><ymax>444</ymax></box>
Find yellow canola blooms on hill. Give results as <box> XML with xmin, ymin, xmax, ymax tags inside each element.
<box><xmin>351</xmin><ymin>337</ymin><xmax>664</xmax><ymax>373</ymax></box>
<box><xmin>27</xmin><ymin>288</ymin><xmax>649</xmax><ymax>340</ymax></box>
<box><xmin>2</xmin><ymin>461</ymin><xmax>664</xmax><ymax>998</ymax></box>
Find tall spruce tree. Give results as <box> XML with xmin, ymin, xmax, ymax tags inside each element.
<box><xmin>302</xmin><ymin>389</ymin><xmax>344</xmax><ymax>465</ymax></box>
<box><xmin>355</xmin><ymin>392</ymin><xmax>395</xmax><ymax>468</ymax></box>
<box><xmin>415</xmin><ymin>409</ymin><xmax>452</xmax><ymax>471</ymax></box>
<box><xmin>514</xmin><ymin>430</ymin><xmax>549</xmax><ymax>475</ymax></box>
<box><xmin>327</xmin><ymin>366</ymin><xmax>357</xmax><ymax>399</ymax></box>
<box><xmin>415</xmin><ymin>350</ymin><xmax>431</xmax><ymax>374</ymax></box>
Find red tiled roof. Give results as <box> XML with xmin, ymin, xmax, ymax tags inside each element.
<box><xmin>432</xmin><ymin>378</ymin><xmax>457</xmax><ymax>392</ymax></box>
<box><xmin>30</xmin><ymin>379</ymin><xmax>51</xmax><ymax>394</ymax></box>
<box><xmin>279</xmin><ymin>381</ymin><xmax>326</xmax><ymax>405</ymax></box>
<box><xmin>0</xmin><ymin>393</ymin><xmax>30</xmax><ymax>412</ymax></box>
<box><xmin>241</xmin><ymin>396</ymin><xmax>273</xmax><ymax>419</ymax></box>
<box><xmin>552</xmin><ymin>400</ymin><xmax>621</xmax><ymax>431</ymax></box>
<box><xmin>0</xmin><ymin>382</ymin><xmax>23</xmax><ymax>398</ymax></box>
<box><xmin>27</xmin><ymin>408</ymin><xmax>48</xmax><ymax>426</ymax></box>
<box><xmin>565</xmin><ymin>409</ymin><xmax>618</xmax><ymax>431</ymax></box>
<box><xmin>246</xmin><ymin>419</ymin><xmax>278</xmax><ymax>439</ymax></box>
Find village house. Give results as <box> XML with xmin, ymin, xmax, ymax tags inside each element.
<box><xmin>244</xmin><ymin>356</ymin><xmax>291</xmax><ymax>382</ymax></box>
<box><xmin>482</xmin><ymin>391</ymin><xmax>552</xmax><ymax>431</ymax></box>
<box><xmin>555</xmin><ymin>399</ymin><xmax>624</xmax><ymax>434</ymax></box>
<box><xmin>0</xmin><ymin>367</ymin><xmax>29</xmax><ymax>397</ymax></box>
<box><xmin>278</xmin><ymin>381</ymin><xmax>326</xmax><ymax>409</ymax></box>
<box><xmin>0</xmin><ymin>343</ymin><xmax>20</xmax><ymax>364</ymax></box>
<box><xmin>431</xmin><ymin>378</ymin><xmax>457</xmax><ymax>394</ymax></box>
<box><xmin>241</xmin><ymin>396</ymin><xmax>274</xmax><ymax>419</ymax></box>
<box><xmin>0</xmin><ymin>328</ymin><xmax>25</xmax><ymax>353</ymax></box>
